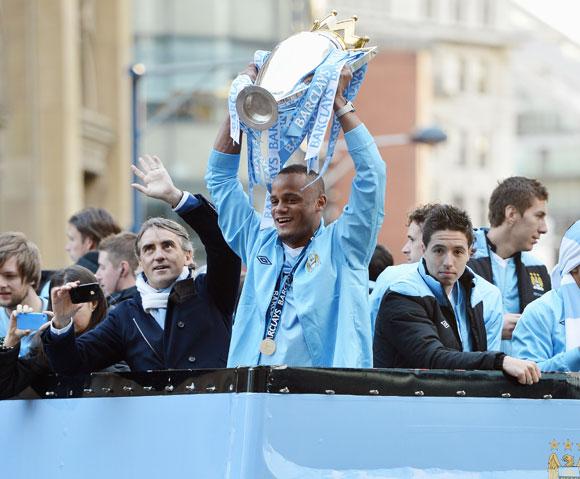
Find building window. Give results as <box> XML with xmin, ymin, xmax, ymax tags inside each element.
<box><xmin>435</xmin><ymin>53</ymin><xmax>463</xmax><ymax>96</ymax></box>
<box><xmin>476</xmin><ymin>134</ymin><xmax>490</xmax><ymax>168</ymax></box>
<box><xmin>458</xmin><ymin>130</ymin><xmax>468</xmax><ymax>166</ymax></box>
<box><xmin>481</xmin><ymin>0</ymin><xmax>494</xmax><ymax>26</ymax></box>
<box><xmin>452</xmin><ymin>0</ymin><xmax>465</xmax><ymax>23</ymax></box>
<box><xmin>475</xmin><ymin>59</ymin><xmax>490</xmax><ymax>94</ymax></box>
<box><xmin>479</xmin><ymin>196</ymin><xmax>488</xmax><ymax>227</ymax></box>
<box><xmin>423</xmin><ymin>0</ymin><xmax>437</xmax><ymax>19</ymax></box>
<box><xmin>458</xmin><ymin>57</ymin><xmax>468</xmax><ymax>92</ymax></box>
<box><xmin>539</xmin><ymin>148</ymin><xmax>550</xmax><ymax>175</ymax></box>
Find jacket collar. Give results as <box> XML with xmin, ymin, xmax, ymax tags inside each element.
<box><xmin>418</xmin><ymin>259</ymin><xmax>475</xmax><ymax>306</ymax></box>
<box><xmin>108</xmin><ymin>285</ymin><xmax>138</xmax><ymax>307</ymax></box>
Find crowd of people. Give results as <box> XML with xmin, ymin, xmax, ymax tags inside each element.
<box><xmin>0</xmin><ymin>64</ymin><xmax>578</xmax><ymax>399</ymax></box>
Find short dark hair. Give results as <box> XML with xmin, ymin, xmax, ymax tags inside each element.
<box><xmin>422</xmin><ymin>204</ymin><xmax>474</xmax><ymax>247</ymax></box>
<box><xmin>0</xmin><ymin>232</ymin><xmax>42</xmax><ymax>289</ymax></box>
<box><xmin>99</xmin><ymin>232</ymin><xmax>139</xmax><ymax>274</ymax></box>
<box><xmin>407</xmin><ymin>203</ymin><xmax>438</xmax><ymax>227</ymax></box>
<box><xmin>488</xmin><ymin>177</ymin><xmax>548</xmax><ymax>227</ymax></box>
<box><xmin>369</xmin><ymin>244</ymin><xmax>394</xmax><ymax>281</ymax></box>
<box><xmin>68</xmin><ymin>208</ymin><xmax>121</xmax><ymax>248</ymax></box>
<box><xmin>277</xmin><ymin>164</ymin><xmax>325</xmax><ymax>195</ymax></box>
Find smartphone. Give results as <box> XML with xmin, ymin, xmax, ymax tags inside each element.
<box><xmin>17</xmin><ymin>312</ymin><xmax>48</xmax><ymax>331</ymax></box>
<box><xmin>69</xmin><ymin>282</ymin><xmax>101</xmax><ymax>304</ymax></box>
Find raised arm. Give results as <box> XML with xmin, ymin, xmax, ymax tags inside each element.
<box><xmin>42</xmin><ymin>283</ymin><xmax>125</xmax><ymax>374</ymax></box>
<box><xmin>333</xmin><ymin>68</ymin><xmax>386</xmax><ymax>268</ymax></box>
<box><xmin>178</xmin><ymin>196</ymin><xmax>241</xmax><ymax>317</ymax></box>
<box><xmin>205</xmin><ymin>63</ymin><xmax>263</xmax><ymax>266</ymax></box>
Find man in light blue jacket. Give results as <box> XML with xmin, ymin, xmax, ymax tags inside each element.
<box><xmin>512</xmin><ymin>221</ymin><xmax>580</xmax><ymax>371</ymax></box>
<box><xmin>206</xmin><ymin>66</ymin><xmax>386</xmax><ymax>368</ymax></box>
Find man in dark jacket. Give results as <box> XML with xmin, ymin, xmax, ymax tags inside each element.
<box><xmin>42</xmin><ymin>155</ymin><xmax>241</xmax><ymax>372</ymax></box>
<box><xmin>374</xmin><ymin>204</ymin><xmax>540</xmax><ymax>385</ymax></box>
<box><xmin>468</xmin><ymin>176</ymin><xmax>550</xmax><ymax>354</ymax></box>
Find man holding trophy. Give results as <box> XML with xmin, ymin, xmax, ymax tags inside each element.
<box><xmin>206</xmin><ymin>13</ymin><xmax>386</xmax><ymax>368</ymax></box>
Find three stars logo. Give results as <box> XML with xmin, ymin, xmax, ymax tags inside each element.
<box><xmin>548</xmin><ymin>439</ymin><xmax>580</xmax><ymax>478</ymax></box>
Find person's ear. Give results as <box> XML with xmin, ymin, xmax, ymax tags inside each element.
<box><xmin>82</xmin><ymin>236</ymin><xmax>96</xmax><ymax>251</ymax></box>
<box><xmin>504</xmin><ymin>205</ymin><xmax>519</xmax><ymax>226</ymax></box>
<box><xmin>119</xmin><ymin>261</ymin><xmax>129</xmax><ymax>278</ymax></box>
<box><xmin>89</xmin><ymin>300</ymin><xmax>98</xmax><ymax>312</ymax></box>
<box><xmin>316</xmin><ymin>194</ymin><xmax>327</xmax><ymax>212</ymax></box>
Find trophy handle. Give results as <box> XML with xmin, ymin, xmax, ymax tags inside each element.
<box><xmin>236</xmin><ymin>85</ymin><xmax>279</xmax><ymax>131</ymax></box>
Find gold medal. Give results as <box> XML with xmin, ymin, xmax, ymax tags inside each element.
<box><xmin>260</xmin><ymin>338</ymin><xmax>276</xmax><ymax>355</ymax></box>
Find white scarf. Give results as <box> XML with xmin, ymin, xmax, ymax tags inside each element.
<box><xmin>136</xmin><ymin>266</ymin><xmax>191</xmax><ymax>313</ymax></box>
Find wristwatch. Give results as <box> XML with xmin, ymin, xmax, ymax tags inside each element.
<box><xmin>335</xmin><ymin>101</ymin><xmax>355</xmax><ymax>119</ymax></box>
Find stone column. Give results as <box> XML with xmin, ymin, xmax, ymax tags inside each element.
<box><xmin>1</xmin><ymin>0</ymin><xmax>82</xmax><ymax>268</ymax></box>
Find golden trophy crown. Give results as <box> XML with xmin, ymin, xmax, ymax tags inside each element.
<box><xmin>311</xmin><ymin>10</ymin><xmax>370</xmax><ymax>50</ymax></box>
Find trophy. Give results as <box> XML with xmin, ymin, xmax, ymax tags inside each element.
<box><xmin>236</xmin><ymin>11</ymin><xmax>376</xmax><ymax>132</ymax></box>
<box><xmin>228</xmin><ymin>11</ymin><xmax>376</xmax><ymax>222</ymax></box>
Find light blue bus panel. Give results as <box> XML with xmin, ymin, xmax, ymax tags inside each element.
<box><xmin>1</xmin><ymin>367</ymin><xmax>578</xmax><ymax>478</ymax></box>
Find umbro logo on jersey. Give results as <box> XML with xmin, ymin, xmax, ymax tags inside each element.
<box><xmin>257</xmin><ymin>255</ymin><xmax>272</xmax><ymax>265</ymax></box>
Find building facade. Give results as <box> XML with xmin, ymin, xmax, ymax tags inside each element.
<box><xmin>0</xmin><ymin>0</ymin><xmax>132</xmax><ymax>268</ymax></box>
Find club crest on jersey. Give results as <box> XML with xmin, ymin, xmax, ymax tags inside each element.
<box><xmin>530</xmin><ymin>272</ymin><xmax>545</xmax><ymax>292</ymax></box>
<box><xmin>305</xmin><ymin>253</ymin><xmax>320</xmax><ymax>272</ymax></box>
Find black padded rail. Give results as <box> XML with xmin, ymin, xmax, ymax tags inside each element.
<box><xmin>6</xmin><ymin>366</ymin><xmax>580</xmax><ymax>400</ymax></box>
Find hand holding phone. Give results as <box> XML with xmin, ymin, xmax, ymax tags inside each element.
<box><xmin>16</xmin><ymin>312</ymin><xmax>49</xmax><ymax>332</ymax></box>
<box><xmin>69</xmin><ymin>282</ymin><xmax>101</xmax><ymax>304</ymax></box>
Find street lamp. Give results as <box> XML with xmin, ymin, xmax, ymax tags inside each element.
<box><xmin>130</xmin><ymin>63</ymin><xmax>146</xmax><ymax>233</ymax></box>
<box><xmin>372</xmin><ymin>126</ymin><xmax>447</xmax><ymax>148</ymax></box>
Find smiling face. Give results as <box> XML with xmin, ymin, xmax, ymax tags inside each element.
<box><xmin>509</xmin><ymin>197</ymin><xmax>548</xmax><ymax>252</ymax></box>
<box><xmin>423</xmin><ymin>229</ymin><xmax>471</xmax><ymax>295</ymax></box>
<box><xmin>137</xmin><ymin>226</ymin><xmax>192</xmax><ymax>290</ymax></box>
<box><xmin>270</xmin><ymin>173</ymin><xmax>327</xmax><ymax>248</ymax></box>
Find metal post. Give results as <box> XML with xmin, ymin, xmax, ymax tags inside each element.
<box><xmin>130</xmin><ymin>64</ymin><xmax>146</xmax><ymax>232</ymax></box>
